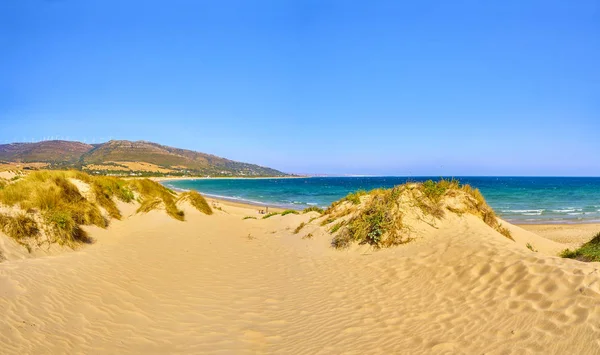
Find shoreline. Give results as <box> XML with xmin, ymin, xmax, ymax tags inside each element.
<box><xmin>151</xmin><ymin>175</ymin><xmax>307</xmax><ymax>183</ymax></box>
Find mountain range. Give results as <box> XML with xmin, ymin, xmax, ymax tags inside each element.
<box><xmin>0</xmin><ymin>140</ymin><xmax>289</xmax><ymax>177</ymax></box>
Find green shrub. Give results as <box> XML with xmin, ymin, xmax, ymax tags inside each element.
<box><xmin>344</xmin><ymin>190</ymin><xmax>367</xmax><ymax>205</ymax></box>
<box><xmin>332</xmin><ymin>187</ymin><xmax>409</xmax><ymax>249</ymax></box>
<box><xmin>281</xmin><ymin>209</ymin><xmax>299</xmax><ymax>216</ymax></box>
<box><xmin>243</xmin><ymin>216</ymin><xmax>257</xmax><ymax>220</ymax></box>
<box><xmin>560</xmin><ymin>232</ymin><xmax>600</xmax><ymax>262</ymax></box>
<box><xmin>262</xmin><ymin>212</ymin><xmax>279</xmax><ymax>219</ymax></box>
<box><xmin>303</xmin><ymin>206</ymin><xmax>324</xmax><ymax>214</ymax></box>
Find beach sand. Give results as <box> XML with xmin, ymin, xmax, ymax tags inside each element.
<box><xmin>1</xmin><ymin>198</ymin><xmax>599</xmax><ymax>354</ymax></box>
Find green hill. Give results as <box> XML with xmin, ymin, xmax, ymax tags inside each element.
<box><xmin>0</xmin><ymin>140</ymin><xmax>289</xmax><ymax>177</ymax></box>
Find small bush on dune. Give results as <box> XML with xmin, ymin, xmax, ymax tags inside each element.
<box><xmin>178</xmin><ymin>191</ymin><xmax>213</xmax><ymax>215</ymax></box>
<box><xmin>560</xmin><ymin>232</ymin><xmax>600</xmax><ymax>262</ymax></box>
<box><xmin>333</xmin><ymin>187</ymin><xmax>410</xmax><ymax>249</ymax></box>
<box><xmin>0</xmin><ymin>213</ymin><xmax>39</xmax><ymax>240</ymax></box>
<box><xmin>262</xmin><ymin>212</ymin><xmax>279</xmax><ymax>219</ymax></box>
<box><xmin>344</xmin><ymin>190</ymin><xmax>367</xmax><ymax>205</ymax></box>
<box><xmin>46</xmin><ymin>209</ymin><xmax>92</xmax><ymax>245</ymax></box>
<box><xmin>243</xmin><ymin>216</ymin><xmax>257</xmax><ymax>220</ymax></box>
<box><xmin>303</xmin><ymin>206</ymin><xmax>323</xmax><ymax>214</ymax></box>
<box><xmin>281</xmin><ymin>209</ymin><xmax>299</xmax><ymax>216</ymax></box>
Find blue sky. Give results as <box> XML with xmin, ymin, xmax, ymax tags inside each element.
<box><xmin>1</xmin><ymin>0</ymin><xmax>599</xmax><ymax>176</ymax></box>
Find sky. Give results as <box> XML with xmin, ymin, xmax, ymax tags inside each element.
<box><xmin>1</xmin><ymin>0</ymin><xmax>599</xmax><ymax>176</ymax></box>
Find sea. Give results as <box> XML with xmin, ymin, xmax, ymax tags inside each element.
<box><xmin>163</xmin><ymin>177</ymin><xmax>600</xmax><ymax>224</ymax></box>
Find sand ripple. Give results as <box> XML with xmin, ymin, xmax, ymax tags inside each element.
<box><xmin>0</xmin><ymin>208</ymin><xmax>599</xmax><ymax>354</ymax></box>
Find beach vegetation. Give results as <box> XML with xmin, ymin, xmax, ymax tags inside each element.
<box><xmin>526</xmin><ymin>243</ymin><xmax>538</xmax><ymax>252</ymax></box>
<box><xmin>0</xmin><ymin>213</ymin><xmax>39</xmax><ymax>241</ymax></box>
<box><xmin>560</xmin><ymin>232</ymin><xmax>600</xmax><ymax>262</ymax></box>
<box><xmin>243</xmin><ymin>216</ymin><xmax>257</xmax><ymax>220</ymax></box>
<box><xmin>332</xmin><ymin>186</ymin><xmax>410</xmax><ymax>249</ymax></box>
<box><xmin>281</xmin><ymin>209</ymin><xmax>299</xmax><ymax>216</ymax></box>
<box><xmin>320</xmin><ymin>217</ymin><xmax>337</xmax><ymax>226</ymax></box>
<box><xmin>329</xmin><ymin>221</ymin><xmax>345</xmax><ymax>234</ymax></box>
<box><xmin>302</xmin><ymin>233</ymin><xmax>313</xmax><ymax>240</ymax></box>
<box><xmin>294</xmin><ymin>222</ymin><xmax>306</xmax><ymax>234</ymax></box>
<box><xmin>344</xmin><ymin>190</ymin><xmax>367</xmax><ymax>205</ymax></box>
<box><xmin>178</xmin><ymin>191</ymin><xmax>213</xmax><ymax>215</ymax></box>
<box><xmin>128</xmin><ymin>179</ymin><xmax>185</xmax><ymax>220</ymax></box>
<box><xmin>327</xmin><ymin>179</ymin><xmax>514</xmax><ymax>249</ymax></box>
<box><xmin>262</xmin><ymin>212</ymin><xmax>279</xmax><ymax>219</ymax></box>
<box><xmin>0</xmin><ymin>170</ymin><xmax>212</xmax><ymax>250</ymax></box>
<box><xmin>303</xmin><ymin>206</ymin><xmax>324</xmax><ymax>214</ymax></box>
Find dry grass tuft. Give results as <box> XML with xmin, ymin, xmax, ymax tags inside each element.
<box><xmin>303</xmin><ymin>206</ymin><xmax>324</xmax><ymax>214</ymax></box>
<box><xmin>178</xmin><ymin>191</ymin><xmax>213</xmax><ymax>215</ymax></box>
<box><xmin>0</xmin><ymin>213</ymin><xmax>39</xmax><ymax>240</ymax></box>
<box><xmin>294</xmin><ymin>222</ymin><xmax>306</xmax><ymax>234</ymax></box>
<box><xmin>129</xmin><ymin>179</ymin><xmax>184</xmax><ymax>221</ymax></box>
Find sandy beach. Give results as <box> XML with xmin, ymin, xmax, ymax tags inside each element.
<box><xmin>1</xmin><ymin>190</ymin><xmax>599</xmax><ymax>354</ymax></box>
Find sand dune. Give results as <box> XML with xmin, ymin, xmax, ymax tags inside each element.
<box><xmin>1</xmin><ymin>200</ymin><xmax>599</xmax><ymax>354</ymax></box>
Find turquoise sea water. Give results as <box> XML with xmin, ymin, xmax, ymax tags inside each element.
<box><xmin>164</xmin><ymin>177</ymin><xmax>600</xmax><ymax>224</ymax></box>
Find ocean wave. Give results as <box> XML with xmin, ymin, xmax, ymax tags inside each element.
<box><xmin>522</xmin><ymin>212</ymin><xmax>543</xmax><ymax>216</ymax></box>
<box><xmin>567</xmin><ymin>212</ymin><xmax>583</xmax><ymax>215</ymax></box>
<box><xmin>551</xmin><ymin>209</ymin><xmax>577</xmax><ymax>213</ymax></box>
<box><xmin>501</xmin><ymin>209</ymin><xmax>544</xmax><ymax>213</ymax></box>
<box><xmin>200</xmin><ymin>192</ymin><xmax>275</xmax><ymax>207</ymax></box>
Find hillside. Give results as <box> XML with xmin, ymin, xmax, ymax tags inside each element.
<box><xmin>0</xmin><ymin>141</ymin><xmax>93</xmax><ymax>164</ymax></box>
<box><xmin>0</xmin><ymin>140</ymin><xmax>289</xmax><ymax>176</ymax></box>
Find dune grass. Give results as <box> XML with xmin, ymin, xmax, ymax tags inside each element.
<box><xmin>332</xmin><ymin>186</ymin><xmax>409</xmax><ymax>249</ymax></box>
<box><xmin>243</xmin><ymin>216</ymin><xmax>257</xmax><ymax>220</ymax></box>
<box><xmin>178</xmin><ymin>191</ymin><xmax>213</xmax><ymax>215</ymax></box>
<box><xmin>416</xmin><ymin>179</ymin><xmax>513</xmax><ymax>240</ymax></box>
<box><xmin>0</xmin><ymin>171</ymin><xmax>212</xmax><ymax>249</ymax></box>
<box><xmin>0</xmin><ymin>171</ymin><xmax>103</xmax><ymax>246</ymax></box>
<box><xmin>560</xmin><ymin>232</ymin><xmax>600</xmax><ymax>262</ymax></box>
<box><xmin>262</xmin><ymin>212</ymin><xmax>279</xmax><ymax>219</ymax></box>
<box><xmin>344</xmin><ymin>190</ymin><xmax>367</xmax><ymax>205</ymax></box>
<box><xmin>128</xmin><ymin>179</ymin><xmax>185</xmax><ymax>221</ymax></box>
<box><xmin>303</xmin><ymin>206</ymin><xmax>324</xmax><ymax>214</ymax></box>
<box><xmin>281</xmin><ymin>209</ymin><xmax>299</xmax><ymax>216</ymax></box>
<box><xmin>329</xmin><ymin>221</ymin><xmax>345</xmax><ymax>234</ymax></box>
<box><xmin>0</xmin><ymin>213</ymin><xmax>39</xmax><ymax>241</ymax></box>
<box><xmin>329</xmin><ymin>179</ymin><xmax>512</xmax><ymax>249</ymax></box>
<box><xmin>294</xmin><ymin>222</ymin><xmax>306</xmax><ymax>234</ymax></box>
